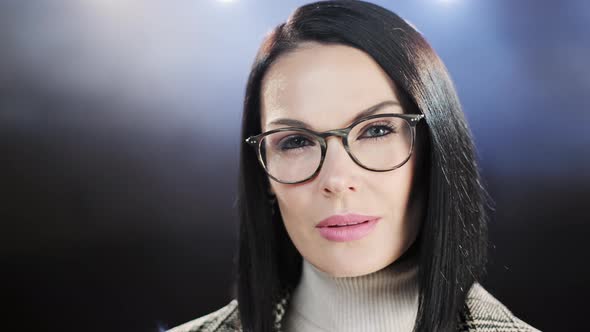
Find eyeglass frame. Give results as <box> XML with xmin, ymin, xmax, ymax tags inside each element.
<box><xmin>245</xmin><ymin>113</ymin><xmax>425</xmax><ymax>184</ymax></box>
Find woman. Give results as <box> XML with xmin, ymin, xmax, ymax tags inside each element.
<box><xmin>169</xmin><ymin>1</ymin><xmax>539</xmax><ymax>331</ymax></box>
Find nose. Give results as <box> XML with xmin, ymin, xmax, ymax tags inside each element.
<box><xmin>316</xmin><ymin>136</ymin><xmax>358</xmax><ymax>196</ymax></box>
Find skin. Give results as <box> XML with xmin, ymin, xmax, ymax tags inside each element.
<box><xmin>260</xmin><ymin>42</ymin><xmax>425</xmax><ymax>277</ymax></box>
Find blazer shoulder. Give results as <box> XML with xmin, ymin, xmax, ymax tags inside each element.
<box><xmin>167</xmin><ymin>299</ymin><xmax>241</xmax><ymax>332</ymax></box>
<box><xmin>464</xmin><ymin>282</ymin><xmax>541</xmax><ymax>331</ymax></box>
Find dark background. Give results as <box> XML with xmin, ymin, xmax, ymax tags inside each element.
<box><xmin>1</xmin><ymin>1</ymin><xmax>588</xmax><ymax>331</ymax></box>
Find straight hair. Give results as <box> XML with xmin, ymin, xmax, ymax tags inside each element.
<box><xmin>235</xmin><ymin>1</ymin><xmax>491</xmax><ymax>331</ymax></box>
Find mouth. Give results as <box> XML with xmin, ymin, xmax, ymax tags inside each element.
<box><xmin>326</xmin><ymin>220</ymin><xmax>371</xmax><ymax>228</ymax></box>
<box><xmin>317</xmin><ymin>218</ymin><xmax>380</xmax><ymax>242</ymax></box>
<box><xmin>316</xmin><ymin>213</ymin><xmax>380</xmax><ymax>228</ymax></box>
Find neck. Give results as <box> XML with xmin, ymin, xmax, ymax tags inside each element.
<box><xmin>284</xmin><ymin>253</ymin><xmax>420</xmax><ymax>332</ymax></box>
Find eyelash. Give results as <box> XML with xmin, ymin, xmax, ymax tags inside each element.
<box><xmin>278</xmin><ymin>122</ymin><xmax>397</xmax><ymax>151</ymax></box>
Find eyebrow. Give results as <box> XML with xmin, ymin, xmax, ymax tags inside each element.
<box><xmin>267</xmin><ymin>100</ymin><xmax>400</xmax><ymax>130</ymax></box>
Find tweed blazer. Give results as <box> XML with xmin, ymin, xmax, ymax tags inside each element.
<box><xmin>168</xmin><ymin>282</ymin><xmax>540</xmax><ymax>332</ymax></box>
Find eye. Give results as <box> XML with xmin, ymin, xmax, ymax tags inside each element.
<box><xmin>279</xmin><ymin>135</ymin><xmax>315</xmax><ymax>150</ymax></box>
<box><xmin>359</xmin><ymin>124</ymin><xmax>396</xmax><ymax>139</ymax></box>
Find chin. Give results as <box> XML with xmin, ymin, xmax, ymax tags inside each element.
<box><xmin>320</xmin><ymin>260</ymin><xmax>386</xmax><ymax>278</ymax></box>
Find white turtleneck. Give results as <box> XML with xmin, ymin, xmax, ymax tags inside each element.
<box><xmin>283</xmin><ymin>254</ymin><xmax>420</xmax><ymax>332</ymax></box>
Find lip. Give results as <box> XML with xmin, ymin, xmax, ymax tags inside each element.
<box><xmin>316</xmin><ymin>213</ymin><xmax>380</xmax><ymax>242</ymax></box>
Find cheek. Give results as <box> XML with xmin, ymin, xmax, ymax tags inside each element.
<box><xmin>274</xmin><ymin>189</ymin><xmax>315</xmax><ymax>250</ymax></box>
<box><xmin>274</xmin><ymin>185</ymin><xmax>312</xmax><ymax>221</ymax></box>
<box><xmin>377</xmin><ymin>159</ymin><xmax>416</xmax><ymax>205</ymax></box>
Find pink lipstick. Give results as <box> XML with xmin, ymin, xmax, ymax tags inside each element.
<box><xmin>316</xmin><ymin>213</ymin><xmax>380</xmax><ymax>242</ymax></box>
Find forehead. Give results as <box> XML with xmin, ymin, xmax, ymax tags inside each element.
<box><xmin>260</xmin><ymin>42</ymin><xmax>401</xmax><ymax>132</ymax></box>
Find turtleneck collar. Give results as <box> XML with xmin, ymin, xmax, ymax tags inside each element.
<box><xmin>283</xmin><ymin>253</ymin><xmax>420</xmax><ymax>332</ymax></box>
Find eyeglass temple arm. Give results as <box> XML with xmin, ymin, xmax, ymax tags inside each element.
<box><xmin>408</xmin><ymin>114</ymin><xmax>424</xmax><ymax>125</ymax></box>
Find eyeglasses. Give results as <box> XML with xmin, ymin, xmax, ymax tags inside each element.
<box><xmin>245</xmin><ymin>113</ymin><xmax>425</xmax><ymax>184</ymax></box>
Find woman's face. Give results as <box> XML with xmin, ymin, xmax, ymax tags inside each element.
<box><xmin>260</xmin><ymin>42</ymin><xmax>424</xmax><ymax>277</ymax></box>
